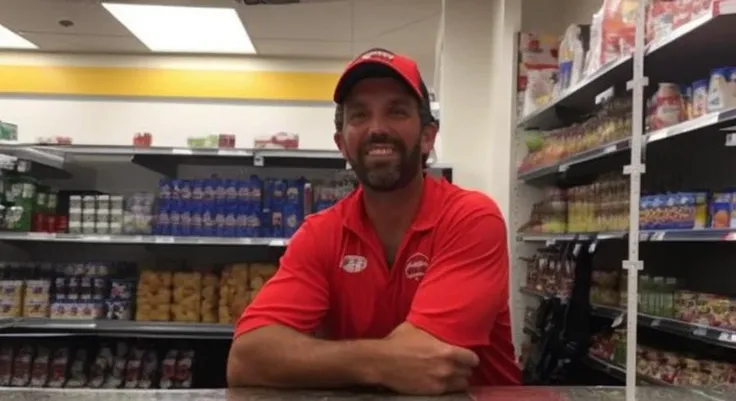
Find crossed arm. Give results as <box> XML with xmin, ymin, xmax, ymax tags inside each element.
<box><xmin>226</xmin><ymin>205</ymin><xmax>509</xmax><ymax>394</ymax></box>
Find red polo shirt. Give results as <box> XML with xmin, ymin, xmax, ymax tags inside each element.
<box><xmin>235</xmin><ymin>175</ymin><xmax>520</xmax><ymax>386</ymax></box>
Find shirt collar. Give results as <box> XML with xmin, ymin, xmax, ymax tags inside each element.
<box><xmin>340</xmin><ymin>174</ymin><xmax>442</xmax><ymax>234</ymax></box>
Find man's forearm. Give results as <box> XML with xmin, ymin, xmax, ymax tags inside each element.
<box><xmin>227</xmin><ymin>325</ymin><xmax>387</xmax><ymax>388</ymax></box>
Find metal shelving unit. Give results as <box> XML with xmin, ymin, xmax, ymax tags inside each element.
<box><xmin>521</xmin><ymin>288</ymin><xmax>736</xmax><ymax>351</ymax></box>
<box><xmin>0</xmin><ymin>144</ymin><xmax>453</xmax><ymax>340</ymax></box>
<box><xmin>513</xmin><ymin>2</ymin><xmax>736</xmax><ymax>399</ymax></box>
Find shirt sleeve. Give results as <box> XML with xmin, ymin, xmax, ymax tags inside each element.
<box><xmin>234</xmin><ymin>219</ymin><xmax>330</xmax><ymax>339</ymax></box>
<box><xmin>405</xmin><ymin>204</ymin><xmax>509</xmax><ymax>348</ymax></box>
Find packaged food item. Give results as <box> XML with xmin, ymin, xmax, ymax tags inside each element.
<box><xmin>65</xmin><ymin>349</ymin><xmax>88</xmax><ymax>388</ymax></box>
<box><xmin>172</xmin><ymin>272</ymin><xmax>201</xmax><ymax>322</ymax></box>
<box><xmin>219</xmin><ymin>264</ymin><xmax>250</xmax><ymax>324</ymax></box>
<box><xmin>200</xmin><ymin>271</ymin><xmax>220</xmax><ymax>323</ymax></box>
<box><xmin>29</xmin><ymin>347</ymin><xmax>50</xmax><ymax>387</ymax></box>
<box><xmin>136</xmin><ymin>270</ymin><xmax>172</xmax><ymax>322</ymax></box>
<box><xmin>646</xmin><ymin>0</ymin><xmax>675</xmax><ymax>44</ymax></box>
<box><xmin>23</xmin><ymin>279</ymin><xmax>50</xmax><ymax>318</ymax></box>
<box><xmin>0</xmin><ymin>346</ymin><xmax>14</xmax><ymax>386</ymax></box>
<box><xmin>710</xmin><ymin>193</ymin><xmax>732</xmax><ymax>228</ymax></box>
<box><xmin>47</xmin><ymin>348</ymin><xmax>69</xmax><ymax>388</ymax></box>
<box><xmin>0</xmin><ymin>280</ymin><xmax>23</xmax><ymax>318</ymax></box>
<box><xmin>708</xmin><ymin>67</ymin><xmax>731</xmax><ymax>113</ymax></box>
<box><xmin>10</xmin><ymin>345</ymin><xmax>33</xmax><ymax>387</ymax></box>
<box><xmin>651</xmin><ymin>83</ymin><xmax>685</xmax><ymax>130</ymax></box>
<box><xmin>103</xmin><ymin>342</ymin><xmax>128</xmax><ymax>389</ymax></box>
<box><xmin>159</xmin><ymin>350</ymin><xmax>179</xmax><ymax>389</ymax></box>
<box><xmin>88</xmin><ymin>345</ymin><xmax>113</xmax><ymax>388</ymax></box>
<box><xmin>138</xmin><ymin>350</ymin><xmax>159</xmax><ymax>389</ymax></box>
<box><xmin>123</xmin><ymin>347</ymin><xmax>144</xmax><ymax>389</ymax></box>
<box><xmin>174</xmin><ymin>350</ymin><xmax>194</xmax><ymax>388</ymax></box>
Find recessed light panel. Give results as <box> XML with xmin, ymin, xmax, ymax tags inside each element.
<box><xmin>102</xmin><ymin>3</ymin><xmax>256</xmax><ymax>54</ymax></box>
<box><xmin>0</xmin><ymin>23</ymin><xmax>37</xmax><ymax>49</ymax></box>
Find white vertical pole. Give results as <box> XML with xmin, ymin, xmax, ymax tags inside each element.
<box><xmin>625</xmin><ymin>1</ymin><xmax>649</xmax><ymax>401</ymax></box>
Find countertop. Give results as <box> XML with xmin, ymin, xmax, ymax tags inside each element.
<box><xmin>0</xmin><ymin>386</ymin><xmax>732</xmax><ymax>401</ymax></box>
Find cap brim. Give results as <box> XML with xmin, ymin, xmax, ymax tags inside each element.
<box><xmin>333</xmin><ymin>60</ymin><xmax>422</xmax><ymax>103</ymax></box>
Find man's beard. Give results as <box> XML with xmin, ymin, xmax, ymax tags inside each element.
<box><xmin>347</xmin><ymin>135</ymin><xmax>423</xmax><ymax>192</ymax></box>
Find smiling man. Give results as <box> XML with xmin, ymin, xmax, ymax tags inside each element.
<box><xmin>226</xmin><ymin>48</ymin><xmax>520</xmax><ymax>395</ymax></box>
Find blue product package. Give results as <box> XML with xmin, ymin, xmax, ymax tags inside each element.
<box><xmin>263</xmin><ymin>178</ymin><xmax>274</xmax><ymax>208</ymax></box>
<box><xmin>237</xmin><ymin>179</ymin><xmax>250</xmax><ymax>207</ymax></box>
<box><xmin>156</xmin><ymin>209</ymin><xmax>171</xmax><ymax>236</ymax></box>
<box><xmin>179</xmin><ymin>204</ymin><xmax>192</xmax><ymax>236</ymax></box>
<box><xmin>179</xmin><ymin>180</ymin><xmax>192</xmax><ymax>202</ymax></box>
<box><xmin>215</xmin><ymin>178</ymin><xmax>227</xmax><ymax>206</ymax></box>
<box><xmin>282</xmin><ymin>203</ymin><xmax>302</xmax><ymax>238</ymax></box>
<box><xmin>191</xmin><ymin>179</ymin><xmax>205</xmax><ymax>202</ymax></box>
<box><xmin>259</xmin><ymin>207</ymin><xmax>271</xmax><ymax>238</ymax></box>
<box><xmin>223</xmin><ymin>205</ymin><xmax>237</xmax><ymax>237</ymax></box>
<box><xmin>170</xmin><ymin>180</ymin><xmax>183</xmax><ymax>200</ymax></box>
<box><xmin>236</xmin><ymin>205</ymin><xmax>249</xmax><ymax>237</ymax></box>
<box><xmin>190</xmin><ymin>205</ymin><xmax>203</xmax><ymax>237</ymax></box>
<box><xmin>202</xmin><ymin>205</ymin><xmax>216</xmax><ymax>237</ymax></box>
<box><xmin>204</xmin><ymin>179</ymin><xmax>217</xmax><ymax>201</ymax></box>
<box><xmin>169</xmin><ymin>202</ymin><xmax>182</xmax><ymax>236</ymax></box>
<box><xmin>270</xmin><ymin>206</ymin><xmax>284</xmax><ymax>238</ymax></box>
<box><xmin>250</xmin><ymin>175</ymin><xmax>263</xmax><ymax>207</ymax></box>
<box><xmin>215</xmin><ymin>205</ymin><xmax>226</xmax><ymax>237</ymax></box>
<box><xmin>158</xmin><ymin>179</ymin><xmax>172</xmax><ymax>200</ymax></box>
<box><xmin>272</xmin><ymin>179</ymin><xmax>287</xmax><ymax>207</ymax></box>
<box><xmin>225</xmin><ymin>179</ymin><xmax>238</xmax><ymax>206</ymax></box>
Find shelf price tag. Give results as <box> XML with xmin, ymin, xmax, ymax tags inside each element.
<box><xmin>650</xmin><ymin>231</ymin><xmax>666</xmax><ymax>241</ymax></box>
<box><xmin>611</xmin><ymin>313</ymin><xmax>625</xmax><ymax>328</ymax></box>
<box><xmin>154</xmin><ymin>236</ymin><xmax>175</xmax><ymax>244</ymax></box>
<box><xmin>717</xmin><ymin>332</ymin><xmax>736</xmax><ymax>343</ymax></box>
<box><xmin>595</xmin><ymin>86</ymin><xmax>615</xmax><ymax>105</ymax></box>
<box><xmin>545</xmin><ymin>239</ymin><xmax>555</xmax><ymax>247</ymax></box>
<box><xmin>172</xmin><ymin>148</ymin><xmax>193</xmax><ymax>155</ymax></box>
<box><xmin>650</xmin><ymin>319</ymin><xmax>660</xmax><ymax>328</ymax></box>
<box><xmin>254</xmin><ymin>154</ymin><xmax>264</xmax><ymax>167</ymax></box>
<box><xmin>725</xmin><ymin>133</ymin><xmax>736</xmax><ymax>147</ymax></box>
<box><xmin>692</xmin><ymin>327</ymin><xmax>708</xmax><ymax>337</ymax></box>
<box><xmin>269</xmin><ymin>239</ymin><xmax>286</xmax><ymax>247</ymax></box>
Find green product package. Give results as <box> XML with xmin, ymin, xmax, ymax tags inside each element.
<box><xmin>0</xmin><ymin>121</ymin><xmax>18</xmax><ymax>141</ymax></box>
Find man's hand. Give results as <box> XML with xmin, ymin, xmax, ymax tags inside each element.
<box><xmin>376</xmin><ymin>323</ymin><xmax>479</xmax><ymax>395</ymax></box>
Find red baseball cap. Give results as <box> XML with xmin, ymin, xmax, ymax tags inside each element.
<box><xmin>333</xmin><ymin>48</ymin><xmax>427</xmax><ymax>104</ymax></box>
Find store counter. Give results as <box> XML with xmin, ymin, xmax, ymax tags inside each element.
<box><xmin>0</xmin><ymin>386</ymin><xmax>731</xmax><ymax>401</ymax></box>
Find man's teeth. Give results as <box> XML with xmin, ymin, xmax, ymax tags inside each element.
<box><xmin>368</xmin><ymin>147</ymin><xmax>395</xmax><ymax>156</ymax></box>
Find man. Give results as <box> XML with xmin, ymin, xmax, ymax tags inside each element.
<box><xmin>227</xmin><ymin>48</ymin><xmax>520</xmax><ymax>395</ymax></box>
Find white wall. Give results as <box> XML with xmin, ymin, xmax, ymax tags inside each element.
<box><xmin>0</xmin><ymin>52</ymin><xmax>346</xmax><ymax>150</ymax></box>
<box><xmin>522</xmin><ymin>0</ymin><xmax>603</xmax><ymax>34</ymax></box>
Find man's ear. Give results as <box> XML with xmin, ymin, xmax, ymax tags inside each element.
<box><xmin>334</xmin><ymin>132</ymin><xmax>347</xmax><ymax>159</ymax></box>
<box><xmin>420</xmin><ymin>122</ymin><xmax>438</xmax><ymax>157</ymax></box>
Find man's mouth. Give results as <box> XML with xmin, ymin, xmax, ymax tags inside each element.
<box><xmin>365</xmin><ymin>144</ymin><xmax>398</xmax><ymax>157</ymax></box>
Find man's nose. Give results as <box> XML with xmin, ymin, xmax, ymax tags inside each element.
<box><xmin>367</xmin><ymin>115</ymin><xmax>390</xmax><ymax>133</ymax></box>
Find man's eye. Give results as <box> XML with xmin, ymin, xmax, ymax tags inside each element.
<box><xmin>390</xmin><ymin>108</ymin><xmax>409</xmax><ymax>116</ymax></box>
<box><xmin>348</xmin><ymin>111</ymin><xmax>366</xmax><ymax>120</ymax></box>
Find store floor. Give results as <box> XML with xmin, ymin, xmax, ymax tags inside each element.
<box><xmin>0</xmin><ymin>386</ymin><xmax>727</xmax><ymax>401</ymax></box>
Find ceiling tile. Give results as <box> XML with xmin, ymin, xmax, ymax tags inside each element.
<box><xmin>253</xmin><ymin>38</ymin><xmax>352</xmax><ymax>58</ymax></box>
<box><xmin>0</xmin><ymin>0</ymin><xmax>132</xmax><ymax>37</ymax></box>
<box><xmin>351</xmin><ymin>0</ymin><xmax>441</xmax><ymax>41</ymax></box>
<box><xmin>238</xmin><ymin>2</ymin><xmax>351</xmax><ymax>41</ymax></box>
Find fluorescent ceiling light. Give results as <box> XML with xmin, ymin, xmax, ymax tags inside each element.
<box><xmin>102</xmin><ymin>3</ymin><xmax>256</xmax><ymax>54</ymax></box>
<box><xmin>0</xmin><ymin>23</ymin><xmax>37</xmax><ymax>49</ymax></box>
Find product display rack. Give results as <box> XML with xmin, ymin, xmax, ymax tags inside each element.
<box><xmin>0</xmin><ymin>143</ymin><xmax>453</xmax><ymax>342</ymax></box>
<box><xmin>514</xmin><ymin>1</ymin><xmax>736</xmax><ymax>400</ymax></box>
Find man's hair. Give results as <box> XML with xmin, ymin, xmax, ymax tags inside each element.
<box><xmin>334</xmin><ymin>79</ymin><xmax>436</xmax><ymax>168</ymax></box>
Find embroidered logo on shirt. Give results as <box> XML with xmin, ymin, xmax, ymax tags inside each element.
<box><xmin>341</xmin><ymin>255</ymin><xmax>368</xmax><ymax>273</ymax></box>
<box><xmin>405</xmin><ymin>253</ymin><xmax>429</xmax><ymax>281</ymax></box>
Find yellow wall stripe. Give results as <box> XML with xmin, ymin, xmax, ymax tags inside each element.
<box><xmin>0</xmin><ymin>65</ymin><xmax>340</xmax><ymax>101</ymax></box>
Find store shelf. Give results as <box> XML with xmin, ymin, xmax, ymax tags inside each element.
<box><xmin>0</xmin><ymin>318</ymin><xmax>233</xmax><ymax>339</ymax></box>
<box><xmin>519</xmin><ymin>228</ymin><xmax>736</xmax><ymax>243</ymax></box>
<box><xmin>518</xmin><ymin>107</ymin><xmax>736</xmax><ymax>183</ymax></box>
<box><xmin>0</xmin><ymin>232</ymin><xmax>289</xmax><ymax>247</ymax></box>
<box><xmin>0</xmin><ymin>141</ymin><xmax>69</xmax><ymax>178</ymax></box>
<box><xmin>521</xmin><ymin>288</ymin><xmax>736</xmax><ymax>350</ymax></box>
<box><xmin>517</xmin><ymin>5</ymin><xmax>736</xmax><ymax>130</ymax></box>
<box><xmin>584</xmin><ymin>355</ymin><xmax>669</xmax><ymax>386</ymax></box>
